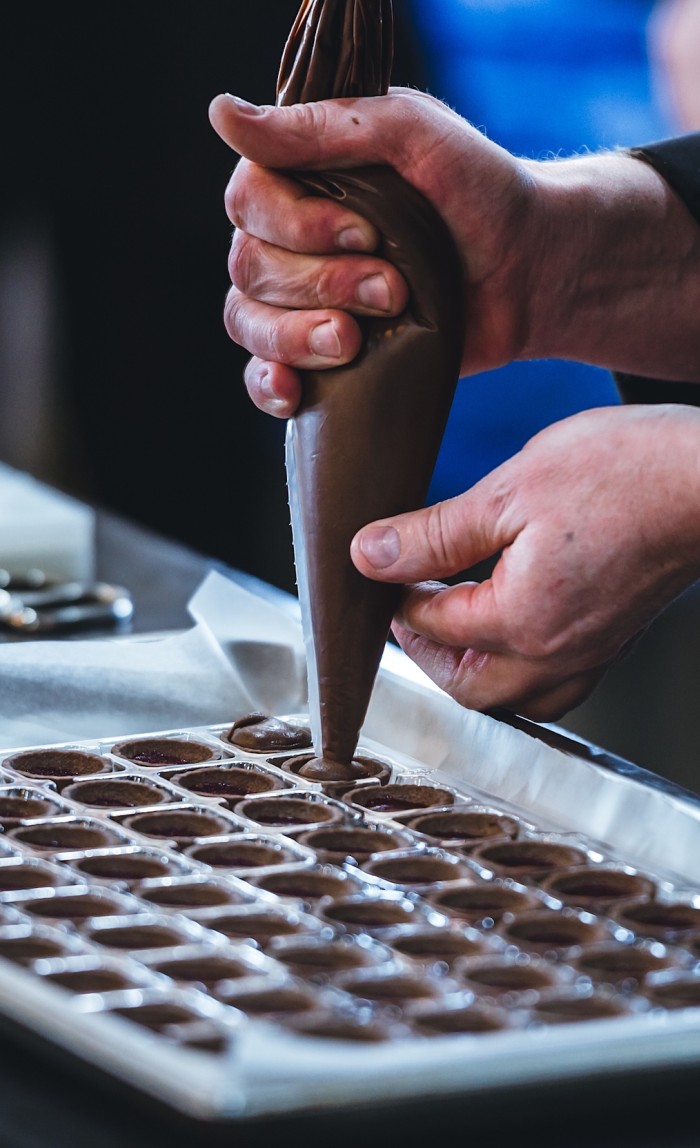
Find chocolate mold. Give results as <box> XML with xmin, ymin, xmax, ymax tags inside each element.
<box><xmin>320</xmin><ymin>891</ymin><xmax>444</xmax><ymax>935</ymax></box>
<box><xmin>133</xmin><ymin>873</ymin><xmax>260</xmax><ymax>914</ymax></box>
<box><xmin>359</xmin><ymin>847</ymin><xmax>472</xmax><ymax>890</ymax></box>
<box><xmin>527</xmin><ymin>987</ymin><xmax>636</xmax><ymax>1025</ymax></box>
<box><xmin>383</xmin><ymin>923</ymin><xmax>496</xmax><ymax>969</ymax></box>
<box><xmin>426</xmin><ymin>879</ymin><xmax>546</xmax><ymax>926</ymax></box>
<box><xmin>59</xmin><ymin>846</ymin><xmax>197</xmax><ymax>887</ymax></box>
<box><xmin>539</xmin><ymin>865</ymin><xmax>657</xmax><ymax>911</ymax></box>
<box><xmin>470</xmin><ymin>836</ymin><xmax>594</xmax><ymax>881</ymax></box>
<box><xmin>84</xmin><ymin>912</ymin><xmax>210</xmax><ymax>953</ymax></box>
<box><xmin>0</xmin><ymin>922</ymin><xmax>90</xmax><ymax>965</ymax></box>
<box><xmin>574</xmin><ymin>940</ymin><xmax>683</xmax><ymax>988</ymax></box>
<box><xmin>295</xmin><ymin>824</ymin><xmax>415</xmax><ymax>864</ymax></box>
<box><xmin>116</xmin><ymin>805</ymin><xmax>243</xmax><ymax>846</ymax></box>
<box><xmin>400</xmin><ymin>805</ymin><xmax>521</xmax><ymax>850</ymax></box>
<box><xmin>342</xmin><ymin>782</ymin><xmax>457</xmax><ymax>817</ymax></box>
<box><xmin>249</xmin><ymin>863</ymin><xmax>365</xmax><ymax>905</ymax></box>
<box><xmin>0</xmin><ymin>786</ymin><xmax>75</xmax><ymax>826</ymax></box>
<box><xmin>233</xmin><ymin>792</ymin><xmax>348</xmax><ymax>832</ymax></box>
<box><xmin>109</xmin><ymin>735</ymin><xmax>223</xmax><ymax>768</ymax></box>
<box><xmin>165</xmin><ymin>763</ymin><xmax>291</xmax><ymax>800</ymax></box>
<box><xmin>11</xmin><ymin>883</ymin><xmax>142</xmax><ymax>924</ymax></box>
<box><xmin>0</xmin><ymin>858</ymin><xmax>79</xmax><ymax>897</ymax></box>
<box><xmin>184</xmin><ymin>833</ymin><xmax>314</xmax><ymax>875</ymax></box>
<box><xmin>189</xmin><ymin>903</ymin><xmax>325</xmax><ymax>948</ymax></box>
<box><xmin>62</xmin><ymin>775</ymin><xmax>182</xmax><ymax>810</ymax></box>
<box><xmin>2</xmin><ymin>747</ymin><xmax>114</xmax><ymax>784</ymax></box>
<box><xmin>609</xmin><ymin>896</ymin><xmax>700</xmax><ymax>942</ymax></box>
<box><xmin>9</xmin><ymin>817</ymin><xmax>131</xmax><ymax>853</ymax></box>
<box><xmin>266</xmin><ymin>933</ymin><xmax>395</xmax><ymax>979</ymax></box>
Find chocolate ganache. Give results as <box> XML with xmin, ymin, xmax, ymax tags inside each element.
<box><xmin>277</xmin><ymin>0</ymin><xmax>465</xmax><ymax>777</ymax></box>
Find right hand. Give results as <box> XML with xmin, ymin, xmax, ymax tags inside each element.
<box><xmin>208</xmin><ymin>88</ymin><xmax>541</xmax><ymax>415</ymax></box>
<box><xmin>209</xmin><ymin>88</ymin><xmax>700</xmax><ymax>416</ymax></box>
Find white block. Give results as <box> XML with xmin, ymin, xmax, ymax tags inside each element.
<box><xmin>0</xmin><ymin>462</ymin><xmax>95</xmax><ymax>581</ymax></box>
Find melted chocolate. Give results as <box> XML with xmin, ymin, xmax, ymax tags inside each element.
<box><xmin>278</xmin><ymin>1</ymin><xmax>465</xmax><ymax>769</ymax></box>
<box><xmin>225</xmin><ymin>713</ymin><xmax>312</xmax><ymax>752</ymax></box>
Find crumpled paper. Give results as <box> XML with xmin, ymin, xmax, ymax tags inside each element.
<box><xmin>0</xmin><ymin>569</ymin><xmax>306</xmax><ymax>748</ymax></box>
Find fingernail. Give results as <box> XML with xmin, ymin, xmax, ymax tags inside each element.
<box><xmin>309</xmin><ymin>320</ymin><xmax>342</xmax><ymax>358</ymax></box>
<box><xmin>337</xmin><ymin>225</ymin><xmax>373</xmax><ymax>251</ymax></box>
<box><xmin>357</xmin><ymin>273</ymin><xmax>392</xmax><ymax>312</ymax></box>
<box><xmin>358</xmin><ymin>525</ymin><xmax>401</xmax><ymax>570</ymax></box>
<box><xmin>225</xmin><ymin>94</ymin><xmax>265</xmax><ymax>115</ymax></box>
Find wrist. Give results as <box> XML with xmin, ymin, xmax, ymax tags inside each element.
<box><xmin>520</xmin><ymin>150</ymin><xmax>700</xmax><ymax>380</ymax></box>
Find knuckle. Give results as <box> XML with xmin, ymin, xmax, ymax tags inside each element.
<box><xmin>224</xmin><ymin>160</ymin><xmax>251</xmax><ymax>228</ymax></box>
<box><xmin>423</xmin><ymin>502</ymin><xmax>458</xmax><ymax>570</ymax></box>
<box><xmin>223</xmin><ymin>288</ymin><xmax>246</xmax><ymax>346</ymax></box>
<box><xmin>227</xmin><ymin>230</ymin><xmax>255</xmax><ymax>292</ymax></box>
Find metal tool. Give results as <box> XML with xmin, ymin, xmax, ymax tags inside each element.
<box><xmin>0</xmin><ymin>570</ymin><xmax>134</xmax><ymax>634</ymax></box>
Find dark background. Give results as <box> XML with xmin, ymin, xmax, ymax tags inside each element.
<box><xmin>0</xmin><ymin>1</ymin><xmax>429</xmax><ymax>597</ymax></box>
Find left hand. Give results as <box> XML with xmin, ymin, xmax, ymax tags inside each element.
<box><xmin>350</xmin><ymin>404</ymin><xmax>700</xmax><ymax>721</ymax></box>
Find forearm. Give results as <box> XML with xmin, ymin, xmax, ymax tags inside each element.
<box><xmin>522</xmin><ymin>151</ymin><xmax>700</xmax><ymax>381</ymax></box>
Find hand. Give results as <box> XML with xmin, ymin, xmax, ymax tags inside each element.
<box><xmin>349</xmin><ymin>405</ymin><xmax>700</xmax><ymax>722</ymax></box>
<box><xmin>209</xmin><ymin>89</ymin><xmax>700</xmax><ymax>417</ymax></box>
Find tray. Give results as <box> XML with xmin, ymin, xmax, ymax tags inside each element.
<box><xmin>0</xmin><ymin>645</ymin><xmax>699</xmax><ymax>1123</ymax></box>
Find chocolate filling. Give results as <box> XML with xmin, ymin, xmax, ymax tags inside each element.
<box><xmin>111</xmin><ymin>737</ymin><xmax>216</xmax><ymax>767</ymax></box>
<box><xmin>172</xmin><ymin>766</ymin><xmax>282</xmax><ymax>797</ymax></box>
<box><xmin>224</xmin><ymin>714</ymin><xmax>311</xmax><ymax>752</ymax></box>
<box><xmin>346</xmin><ymin>784</ymin><xmax>455</xmax><ymax>814</ymax></box>
<box><xmin>62</xmin><ymin>779</ymin><xmax>167</xmax><ymax>808</ymax></box>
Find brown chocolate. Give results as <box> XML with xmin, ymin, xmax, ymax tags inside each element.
<box><xmin>110</xmin><ymin>737</ymin><xmax>216</xmax><ymax>767</ymax></box>
<box><xmin>224</xmin><ymin>713</ymin><xmax>311</xmax><ymax>752</ymax></box>
<box><xmin>278</xmin><ymin>1</ymin><xmax>464</xmax><ymax>769</ymax></box>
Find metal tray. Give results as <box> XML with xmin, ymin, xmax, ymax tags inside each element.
<box><xmin>0</xmin><ymin>642</ymin><xmax>699</xmax><ymax>1122</ymax></box>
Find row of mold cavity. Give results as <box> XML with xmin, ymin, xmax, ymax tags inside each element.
<box><xmin>3</xmin><ymin>882</ymin><xmax>700</xmax><ymax>1050</ymax></box>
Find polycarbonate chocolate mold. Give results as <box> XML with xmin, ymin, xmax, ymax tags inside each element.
<box><xmin>40</xmin><ymin>963</ymin><xmax>146</xmax><ymax>995</ymax></box>
<box><xmin>0</xmin><ymin>789</ymin><xmax>69</xmax><ymax>825</ymax></box>
<box><xmin>0</xmin><ymin>859</ymin><xmax>76</xmax><ymax>895</ymax></box>
<box><xmin>9</xmin><ymin>818</ymin><xmax>128</xmax><ymax>853</ymax></box>
<box><xmin>184</xmin><ymin>836</ymin><xmax>310</xmax><ymax>872</ymax></box>
<box><xmin>539</xmin><ymin>866</ymin><xmax>657</xmax><ymax>911</ymax></box>
<box><xmin>135</xmin><ymin>877</ymin><xmax>252</xmax><ymax>912</ymax></box>
<box><xmin>470</xmin><ymin>838</ymin><xmax>591</xmax><ymax>880</ymax></box>
<box><xmin>385</xmin><ymin>924</ymin><xmax>491</xmax><ymax>968</ymax></box>
<box><xmin>110</xmin><ymin>737</ymin><xmax>220</xmax><ymax>768</ymax></box>
<box><xmin>233</xmin><ymin>793</ymin><xmax>346</xmax><ymax>831</ymax></box>
<box><xmin>250</xmin><ymin>864</ymin><xmax>362</xmax><ymax>903</ymax></box>
<box><xmin>61</xmin><ymin>777</ymin><xmax>177</xmax><ymax>810</ymax></box>
<box><xmin>14</xmin><ymin>885</ymin><xmax>139</xmax><ymax>923</ymax></box>
<box><xmin>103</xmin><ymin>995</ymin><xmax>227</xmax><ymax>1036</ymax></box>
<box><xmin>360</xmin><ymin>849</ymin><xmax>471</xmax><ymax>890</ymax></box>
<box><xmin>0</xmin><ymin>927</ymin><xmax>82</xmax><ymax>965</ymax></box>
<box><xmin>63</xmin><ymin>848</ymin><xmax>195</xmax><ymax>886</ymax></box>
<box><xmin>456</xmin><ymin>955</ymin><xmax>566</xmax><ymax>999</ymax></box>
<box><xmin>499</xmin><ymin>909</ymin><xmax>612</xmax><ymax>954</ymax></box>
<box><xmin>84</xmin><ymin>916</ymin><xmax>197</xmax><ymax>952</ymax></box>
<box><xmin>145</xmin><ymin>944</ymin><xmax>272</xmax><ymax>990</ymax></box>
<box><xmin>217</xmin><ymin>983</ymin><xmax>318</xmax><ymax>1017</ymax></box>
<box><xmin>2</xmin><ymin>748</ymin><xmax>112</xmax><ymax>782</ymax></box>
<box><xmin>574</xmin><ymin>941</ymin><xmax>681</xmax><ymax>987</ymax></box>
<box><xmin>193</xmin><ymin>905</ymin><xmax>323</xmax><ymax>947</ymax></box>
<box><xmin>320</xmin><ymin>893</ymin><xmax>431</xmax><ymax>933</ymax></box>
<box><xmin>295</xmin><ymin>824</ymin><xmax>414</xmax><ymax>864</ymax></box>
<box><xmin>643</xmin><ymin>971</ymin><xmax>700</xmax><ymax>1009</ymax></box>
<box><xmin>118</xmin><ymin>806</ymin><xmax>241</xmax><ymax>844</ymax></box>
<box><xmin>167</xmin><ymin>764</ymin><xmax>289</xmax><ymax>799</ymax></box>
<box><xmin>409</xmin><ymin>997</ymin><xmax>512</xmax><ymax>1036</ymax></box>
<box><xmin>609</xmin><ymin>897</ymin><xmax>700</xmax><ymax>941</ymax></box>
<box><xmin>427</xmin><ymin>880</ymin><xmax>542</xmax><ymax>925</ymax></box>
<box><xmin>343</xmin><ymin>783</ymin><xmax>456</xmax><ymax>816</ymax></box>
<box><xmin>334</xmin><ymin>966</ymin><xmax>445</xmax><ymax>1006</ymax></box>
<box><xmin>528</xmin><ymin>989</ymin><xmax>633</xmax><ymax>1024</ymax></box>
<box><xmin>267</xmin><ymin>934</ymin><xmax>393</xmax><ymax>977</ymax></box>
<box><xmin>281</xmin><ymin>1011</ymin><xmax>399</xmax><ymax>1042</ymax></box>
<box><xmin>403</xmin><ymin>806</ymin><xmax>521</xmax><ymax>848</ymax></box>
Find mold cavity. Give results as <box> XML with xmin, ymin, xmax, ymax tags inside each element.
<box><xmin>3</xmin><ymin>750</ymin><xmax>108</xmax><ymax>778</ymax></box>
<box><xmin>187</xmin><ymin>841</ymin><xmax>286</xmax><ymax>869</ymax></box>
<box><xmin>173</xmin><ymin>767</ymin><xmax>280</xmax><ymax>797</ymax></box>
<box><xmin>235</xmin><ymin>796</ymin><xmax>341</xmax><ymax>827</ymax></box>
<box><xmin>346</xmin><ymin>784</ymin><xmax>454</xmax><ymax>814</ymax></box>
<box><xmin>44</xmin><ymin>968</ymin><xmax>135</xmax><ymax>993</ymax></box>
<box><xmin>254</xmin><ymin>870</ymin><xmax>349</xmax><ymax>900</ymax></box>
<box><xmin>362</xmin><ymin>855</ymin><xmax>462</xmax><ymax>886</ymax></box>
<box><xmin>139</xmin><ymin>882</ymin><xmax>238</xmax><ymax>908</ymax></box>
<box><xmin>407</xmin><ymin>810</ymin><xmax>518</xmax><ymax>843</ymax></box>
<box><xmin>11</xmin><ymin>823</ymin><xmax>121</xmax><ymax>851</ymax></box>
<box><xmin>111</xmin><ymin>738</ymin><xmax>217</xmax><ymax>767</ymax></box>
<box><xmin>73</xmin><ymin>854</ymin><xmax>173</xmax><ymax>881</ymax></box>
<box><xmin>88</xmin><ymin>923</ymin><xmax>185</xmax><ymax>950</ymax></box>
<box><xmin>473</xmin><ymin>840</ymin><xmax>588</xmax><ymax>875</ymax></box>
<box><xmin>123</xmin><ymin>810</ymin><xmax>231</xmax><ymax>840</ymax></box>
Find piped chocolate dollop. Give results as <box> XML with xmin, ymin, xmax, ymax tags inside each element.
<box><xmin>224</xmin><ymin>713</ymin><xmax>312</xmax><ymax>752</ymax></box>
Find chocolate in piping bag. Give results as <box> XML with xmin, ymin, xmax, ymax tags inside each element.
<box><xmin>277</xmin><ymin>0</ymin><xmax>465</xmax><ymax>778</ymax></box>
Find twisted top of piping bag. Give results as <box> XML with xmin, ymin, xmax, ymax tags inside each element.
<box><xmin>277</xmin><ymin>0</ymin><xmax>393</xmax><ymax>105</ymax></box>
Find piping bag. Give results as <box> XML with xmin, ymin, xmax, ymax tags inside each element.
<box><xmin>278</xmin><ymin>0</ymin><xmax>465</xmax><ymax>780</ymax></box>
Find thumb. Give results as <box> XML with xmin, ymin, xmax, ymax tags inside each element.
<box><xmin>208</xmin><ymin>89</ymin><xmax>446</xmax><ymax>174</ymax></box>
<box><xmin>351</xmin><ymin>483</ymin><xmax>516</xmax><ymax>584</ymax></box>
